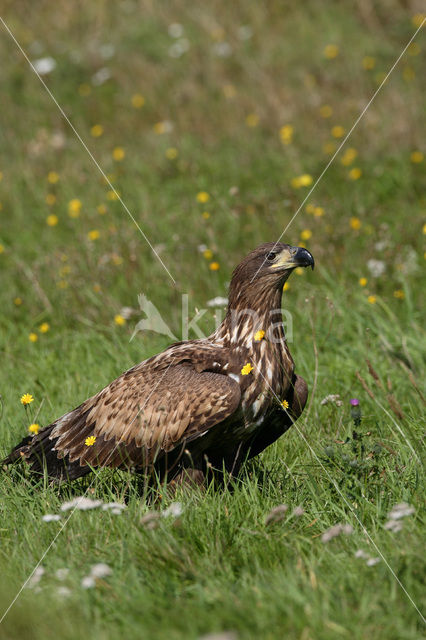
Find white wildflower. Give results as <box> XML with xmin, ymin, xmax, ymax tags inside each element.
<box><xmin>56</xmin><ymin>586</ymin><xmax>72</xmax><ymax>597</ymax></box>
<box><xmin>42</xmin><ymin>514</ymin><xmax>61</xmax><ymax>522</ymax></box>
<box><xmin>163</xmin><ymin>502</ymin><xmax>183</xmax><ymax>518</ymax></box>
<box><xmin>26</xmin><ymin>566</ymin><xmax>45</xmax><ymax>589</ymax></box>
<box><xmin>60</xmin><ymin>497</ymin><xmax>103</xmax><ymax>512</ymax></box>
<box><xmin>99</xmin><ymin>44</ymin><xmax>115</xmax><ymax>60</ymax></box>
<box><xmin>169</xmin><ymin>39</ymin><xmax>190</xmax><ymax>58</ymax></box>
<box><xmin>213</xmin><ymin>42</ymin><xmax>232</xmax><ymax>57</ymax></box>
<box><xmin>55</xmin><ymin>568</ymin><xmax>70</xmax><ymax>580</ymax></box>
<box><xmin>293</xmin><ymin>506</ymin><xmax>305</xmax><ymax>517</ymax></box>
<box><xmin>321</xmin><ymin>523</ymin><xmax>353</xmax><ymax>543</ymax></box>
<box><xmin>354</xmin><ymin>549</ymin><xmax>369</xmax><ymax>559</ymax></box>
<box><xmin>265</xmin><ymin>504</ymin><xmax>288</xmax><ymax>526</ymax></box>
<box><xmin>102</xmin><ymin>502</ymin><xmax>126</xmax><ymax>515</ymax></box>
<box><xmin>92</xmin><ymin>67</ymin><xmax>111</xmax><ymax>86</ymax></box>
<box><xmin>237</xmin><ymin>25</ymin><xmax>253</xmax><ymax>40</ymax></box>
<box><xmin>366</xmin><ymin>557</ymin><xmax>381</xmax><ymax>567</ymax></box>
<box><xmin>81</xmin><ymin>575</ymin><xmax>96</xmax><ymax>589</ymax></box>
<box><xmin>168</xmin><ymin>23</ymin><xmax>184</xmax><ymax>38</ymax></box>
<box><xmin>367</xmin><ymin>259</ymin><xmax>386</xmax><ymax>277</ymax></box>
<box><xmin>207</xmin><ymin>297</ymin><xmax>228</xmax><ymax>308</ymax></box>
<box><xmin>33</xmin><ymin>57</ymin><xmax>56</xmax><ymax>75</ymax></box>
<box><xmin>384</xmin><ymin>519</ymin><xmax>403</xmax><ymax>532</ymax></box>
<box><xmin>388</xmin><ymin>502</ymin><xmax>415</xmax><ymax>520</ymax></box>
<box><xmin>90</xmin><ymin>563</ymin><xmax>112</xmax><ymax>579</ymax></box>
<box><xmin>320</xmin><ymin>394</ymin><xmax>343</xmax><ymax>407</ymax></box>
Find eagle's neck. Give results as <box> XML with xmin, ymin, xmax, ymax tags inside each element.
<box><xmin>214</xmin><ymin>282</ymin><xmax>285</xmax><ymax>347</ymax></box>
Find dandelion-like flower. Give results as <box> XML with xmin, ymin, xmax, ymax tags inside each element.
<box><xmin>97</xmin><ymin>204</ymin><xmax>107</xmax><ymax>215</ymax></box>
<box><xmin>281</xmin><ymin>399</ymin><xmax>289</xmax><ymax>410</ymax></box>
<box><xmin>39</xmin><ymin>322</ymin><xmax>50</xmax><ymax>333</ymax></box>
<box><xmin>331</xmin><ymin>125</ymin><xmax>345</xmax><ymax>138</ymax></box>
<box><xmin>165</xmin><ymin>147</ymin><xmax>178</xmax><ymax>159</ymax></box>
<box><xmin>300</xmin><ymin>229</ymin><xmax>312</xmax><ymax>241</ymax></box>
<box><xmin>88</xmin><ymin>230</ymin><xmax>100</xmax><ymax>241</ymax></box>
<box><xmin>46</xmin><ymin>214</ymin><xmax>58</xmax><ymax>227</ymax></box>
<box><xmin>196</xmin><ymin>191</ymin><xmax>210</xmax><ymax>203</ymax></box>
<box><xmin>245</xmin><ymin>113</ymin><xmax>259</xmax><ymax>128</ymax></box>
<box><xmin>114</xmin><ymin>314</ymin><xmax>126</xmax><ymax>326</ymax></box>
<box><xmin>350</xmin><ymin>217</ymin><xmax>361</xmax><ymax>230</ymax></box>
<box><xmin>254</xmin><ymin>330</ymin><xmax>265</xmax><ymax>341</ymax></box>
<box><xmin>29</xmin><ymin>332</ymin><xmax>38</xmax><ymax>343</ymax></box>
<box><xmin>319</xmin><ymin>105</ymin><xmax>332</xmax><ymax>118</ymax></box>
<box><xmin>20</xmin><ymin>393</ymin><xmax>34</xmax><ymax>405</ymax></box>
<box><xmin>209</xmin><ymin>262</ymin><xmax>220</xmax><ymax>271</ymax></box>
<box><xmin>241</xmin><ymin>363</ymin><xmax>253</xmax><ymax>375</ymax></box>
<box><xmin>367</xmin><ymin>295</ymin><xmax>377</xmax><ymax>304</ymax></box>
<box><xmin>359</xmin><ymin>277</ymin><xmax>367</xmax><ymax>287</ymax></box>
<box><xmin>279</xmin><ymin>125</ymin><xmax>293</xmax><ymax>144</ymax></box>
<box><xmin>85</xmin><ymin>436</ymin><xmax>96</xmax><ymax>446</ymax></box>
<box><xmin>348</xmin><ymin>167</ymin><xmax>362</xmax><ymax>180</ymax></box>
<box><xmin>28</xmin><ymin>423</ymin><xmax>40</xmax><ymax>435</ymax></box>
<box><xmin>47</xmin><ymin>171</ymin><xmax>59</xmax><ymax>184</ymax></box>
<box><xmin>68</xmin><ymin>199</ymin><xmax>82</xmax><ymax>218</ymax></box>
<box><xmin>112</xmin><ymin>147</ymin><xmax>125</xmax><ymax>161</ymax></box>
<box><xmin>203</xmin><ymin>249</ymin><xmax>213</xmax><ymax>260</ymax></box>
<box><xmin>90</xmin><ymin>124</ymin><xmax>104</xmax><ymax>138</ymax></box>
<box><xmin>324</xmin><ymin>44</ymin><xmax>339</xmax><ymax>59</ymax></box>
<box><xmin>362</xmin><ymin>56</ymin><xmax>376</xmax><ymax>70</ymax></box>
<box><xmin>131</xmin><ymin>94</ymin><xmax>145</xmax><ymax>108</ymax></box>
<box><xmin>393</xmin><ymin>289</ymin><xmax>405</xmax><ymax>299</ymax></box>
<box><xmin>410</xmin><ymin>151</ymin><xmax>423</xmax><ymax>164</ymax></box>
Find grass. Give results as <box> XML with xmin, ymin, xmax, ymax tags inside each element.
<box><xmin>0</xmin><ymin>1</ymin><xmax>425</xmax><ymax>638</ymax></box>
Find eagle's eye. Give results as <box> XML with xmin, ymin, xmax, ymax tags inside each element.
<box><xmin>266</xmin><ymin>251</ymin><xmax>277</xmax><ymax>262</ymax></box>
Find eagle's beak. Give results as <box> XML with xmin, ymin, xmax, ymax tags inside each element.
<box><xmin>273</xmin><ymin>246</ymin><xmax>315</xmax><ymax>271</ymax></box>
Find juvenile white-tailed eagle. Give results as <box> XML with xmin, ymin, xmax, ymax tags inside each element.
<box><xmin>4</xmin><ymin>243</ymin><xmax>314</xmax><ymax>485</ymax></box>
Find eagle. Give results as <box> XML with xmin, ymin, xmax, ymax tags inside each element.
<box><xmin>3</xmin><ymin>242</ymin><xmax>314</xmax><ymax>486</ymax></box>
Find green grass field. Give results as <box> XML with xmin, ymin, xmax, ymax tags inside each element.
<box><xmin>0</xmin><ymin>2</ymin><xmax>425</xmax><ymax>638</ymax></box>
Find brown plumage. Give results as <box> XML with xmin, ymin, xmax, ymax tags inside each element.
<box><xmin>3</xmin><ymin>242</ymin><xmax>314</xmax><ymax>485</ymax></box>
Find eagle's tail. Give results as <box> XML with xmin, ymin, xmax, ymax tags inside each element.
<box><xmin>2</xmin><ymin>418</ymin><xmax>91</xmax><ymax>482</ymax></box>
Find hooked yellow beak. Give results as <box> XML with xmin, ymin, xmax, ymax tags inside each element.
<box><xmin>272</xmin><ymin>246</ymin><xmax>315</xmax><ymax>270</ymax></box>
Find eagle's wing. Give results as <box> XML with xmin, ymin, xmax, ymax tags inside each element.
<box><xmin>23</xmin><ymin>359</ymin><xmax>241</xmax><ymax>475</ymax></box>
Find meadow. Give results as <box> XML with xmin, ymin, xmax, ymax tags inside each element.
<box><xmin>0</xmin><ymin>2</ymin><xmax>425</xmax><ymax>638</ymax></box>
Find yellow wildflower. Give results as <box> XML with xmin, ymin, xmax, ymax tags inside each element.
<box><xmin>246</xmin><ymin>113</ymin><xmax>259</xmax><ymax>128</ymax></box>
<box><xmin>97</xmin><ymin>204</ymin><xmax>107</xmax><ymax>215</ymax></box>
<box><xmin>324</xmin><ymin>44</ymin><xmax>339</xmax><ymax>59</ymax></box>
<box><xmin>29</xmin><ymin>333</ymin><xmax>38</xmax><ymax>343</ymax></box>
<box><xmin>362</xmin><ymin>56</ymin><xmax>376</xmax><ymax>70</ymax></box>
<box><xmin>114</xmin><ymin>314</ymin><xmax>126</xmax><ymax>326</ymax></box>
<box><xmin>408</xmin><ymin>43</ymin><xmax>421</xmax><ymax>56</ymax></box>
<box><xmin>295</xmin><ymin>267</ymin><xmax>304</xmax><ymax>276</ymax></box>
<box><xmin>131</xmin><ymin>94</ymin><xmax>145</xmax><ymax>108</ymax></box>
<box><xmin>85</xmin><ymin>436</ymin><xmax>96</xmax><ymax>446</ymax></box>
<box><xmin>28</xmin><ymin>423</ymin><xmax>40</xmax><ymax>435</ymax></box>
<box><xmin>323</xmin><ymin>141</ymin><xmax>336</xmax><ymax>155</ymax></box>
<box><xmin>47</xmin><ymin>171</ymin><xmax>59</xmax><ymax>184</ymax></box>
<box><xmin>90</xmin><ymin>124</ymin><xmax>103</xmax><ymax>138</ymax></box>
<box><xmin>283</xmin><ymin>282</ymin><xmax>290</xmax><ymax>292</ymax></box>
<box><xmin>197</xmin><ymin>191</ymin><xmax>210</xmax><ymax>203</ymax></box>
<box><xmin>93</xmin><ymin>284</ymin><xmax>101</xmax><ymax>293</ymax></box>
<box><xmin>291</xmin><ymin>174</ymin><xmax>313</xmax><ymax>189</ymax></box>
<box><xmin>203</xmin><ymin>249</ymin><xmax>213</xmax><ymax>260</ymax></box>
<box><xmin>46</xmin><ymin>214</ymin><xmax>58</xmax><ymax>226</ymax></box>
<box><xmin>331</xmin><ymin>125</ymin><xmax>345</xmax><ymax>138</ymax></box>
<box><xmin>88</xmin><ymin>229</ymin><xmax>100</xmax><ymax>241</ymax></box>
<box><xmin>341</xmin><ymin>147</ymin><xmax>358</xmax><ymax>166</ymax></box>
<box><xmin>14</xmin><ymin>297</ymin><xmax>23</xmax><ymax>306</ymax></box>
<box><xmin>39</xmin><ymin>322</ymin><xmax>50</xmax><ymax>333</ymax></box>
<box><xmin>300</xmin><ymin>229</ymin><xmax>312</xmax><ymax>241</ymax></box>
<box><xmin>367</xmin><ymin>295</ymin><xmax>377</xmax><ymax>304</ymax></box>
<box><xmin>393</xmin><ymin>289</ymin><xmax>405</xmax><ymax>299</ymax></box>
<box><xmin>107</xmin><ymin>189</ymin><xmax>120</xmax><ymax>201</ymax></box>
<box><xmin>112</xmin><ymin>147</ymin><xmax>125</xmax><ymax>161</ymax></box>
<box><xmin>305</xmin><ymin>204</ymin><xmax>315</xmax><ymax>214</ymax></box>
<box><xmin>68</xmin><ymin>199</ymin><xmax>82</xmax><ymax>217</ymax></box>
<box><xmin>359</xmin><ymin>277</ymin><xmax>368</xmax><ymax>287</ymax></box>
<box><xmin>410</xmin><ymin>151</ymin><xmax>423</xmax><ymax>164</ymax></box>
<box><xmin>254</xmin><ymin>330</ymin><xmax>265</xmax><ymax>342</ymax></box>
<box><xmin>281</xmin><ymin>399</ymin><xmax>289</xmax><ymax>410</ymax></box>
<box><xmin>319</xmin><ymin>105</ymin><xmax>333</xmax><ymax>118</ymax></box>
<box><xmin>241</xmin><ymin>363</ymin><xmax>254</xmax><ymax>375</ymax></box>
<box><xmin>314</xmin><ymin>206</ymin><xmax>324</xmax><ymax>217</ymax></box>
<box><xmin>57</xmin><ymin>280</ymin><xmax>68</xmax><ymax>289</ymax></box>
<box><xmin>209</xmin><ymin>262</ymin><xmax>220</xmax><ymax>271</ymax></box>
<box><xmin>46</xmin><ymin>193</ymin><xmax>56</xmax><ymax>205</ymax></box>
<box><xmin>20</xmin><ymin>393</ymin><xmax>34</xmax><ymax>405</ymax></box>
<box><xmin>279</xmin><ymin>125</ymin><xmax>293</xmax><ymax>144</ymax></box>
<box><xmin>78</xmin><ymin>83</ymin><xmax>91</xmax><ymax>96</ymax></box>
<box><xmin>412</xmin><ymin>14</ymin><xmax>425</xmax><ymax>28</ymax></box>
<box><xmin>165</xmin><ymin>147</ymin><xmax>178</xmax><ymax>160</ymax></box>
<box><xmin>348</xmin><ymin>167</ymin><xmax>362</xmax><ymax>180</ymax></box>
<box><xmin>350</xmin><ymin>217</ymin><xmax>361</xmax><ymax>230</ymax></box>
<box><xmin>403</xmin><ymin>66</ymin><xmax>415</xmax><ymax>82</ymax></box>
<box><xmin>202</xmin><ymin>211</ymin><xmax>210</xmax><ymax>219</ymax></box>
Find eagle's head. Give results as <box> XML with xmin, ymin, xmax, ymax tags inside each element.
<box><xmin>230</xmin><ymin>242</ymin><xmax>314</xmax><ymax>294</ymax></box>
